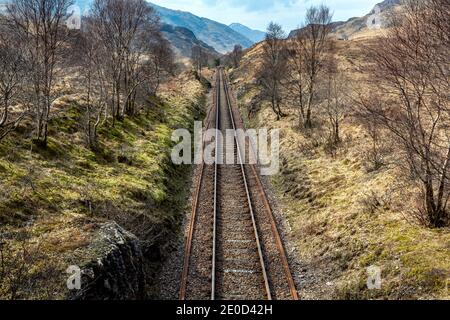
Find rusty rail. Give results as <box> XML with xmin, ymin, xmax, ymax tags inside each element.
<box><xmin>222</xmin><ymin>70</ymin><xmax>299</xmax><ymax>300</ymax></box>
<box><xmin>180</xmin><ymin>68</ymin><xmax>298</xmax><ymax>300</ymax></box>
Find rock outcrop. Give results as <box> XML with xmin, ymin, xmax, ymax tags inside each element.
<box><xmin>70</xmin><ymin>222</ymin><xmax>146</xmax><ymax>300</ymax></box>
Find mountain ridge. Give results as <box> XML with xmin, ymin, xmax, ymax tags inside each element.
<box><xmin>288</xmin><ymin>0</ymin><xmax>402</xmax><ymax>40</ymax></box>
<box><xmin>160</xmin><ymin>24</ymin><xmax>219</xmax><ymax>61</ymax></box>
<box><xmin>75</xmin><ymin>1</ymin><xmax>254</xmax><ymax>54</ymax></box>
<box><xmin>149</xmin><ymin>2</ymin><xmax>254</xmax><ymax>54</ymax></box>
<box><xmin>332</xmin><ymin>0</ymin><xmax>402</xmax><ymax>39</ymax></box>
<box><xmin>229</xmin><ymin>23</ymin><xmax>266</xmax><ymax>43</ymax></box>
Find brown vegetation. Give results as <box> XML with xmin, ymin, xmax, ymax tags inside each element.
<box><xmin>231</xmin><ymin>0</ymin><xmax>449</xmax><ymax>299</ymax></box>
<box><xmin>257</xmin><ymin>22</ymin><xmax>287</xmax><ymax>120</ymax></box>
<box><xmin>356</xmin><ymin>0</ymin><xmax>449</xmax><ymax>227</ymax></box>
<box><xmin>0</xmin><ymin>0</ymin><xmax>175</xmax><ymax>146</ymax></box>
<box><xmin>0</xmin><ymin>0</ymin><xmax>203</xmax><ymax>300</ymax></box>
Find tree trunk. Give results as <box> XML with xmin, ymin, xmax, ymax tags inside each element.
<box><xmin>115</xmin><ymin>80</ymin><xmax>121</xmax><ymax>121</ymax></box>
<box><xmin>305</xmin><ymin>108</ymin><xmax>312</xmax><ymax>128</ymax></box>
<box><xmin>334</xmin><ymin>121</ymin><xmax>340</xmax><ymax>144</ymax></box>
<box><xmin>304</xmin><ymin>78</ymin><xmax>315</xmax><ymax>129</ymax></box>
<box><xmin>0</xmin><ymin>95</ymin><xmax>8</xmax><ymax>127</ymax></box>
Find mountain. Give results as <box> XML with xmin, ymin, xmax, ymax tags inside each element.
<box><xmin>332</xmin><ymin>0</ymin><xmax>402</xmax><ymax>39</ymax></box>
<box><xmin>74</xmin><ymin>1</ymin><xmax>225</xmax><ymax>59</ymax></box>
<box><xmin>288</xmin><ymin>0</ymin><xmax>402</xmax><ymax>40</ymax></box>
<box><xmin>149</xmin><ymin>3</ymin><xmax>253</xmax><ymax>54</ymax></box>
<box><xmin>160</xmin><ymin>24</ymin><xmax>219</xmax><ymax>59</ymax></box>
<box><xmin>229</xmin><ymin>23</ymin><xmax>266</xmax><ymax>43</ymax></box>
<box><xmin>375</xmin><ymin>0</ymin><xmax>402</xmax><ymax>11</ymax></box>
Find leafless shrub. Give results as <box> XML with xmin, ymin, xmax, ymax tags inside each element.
<box><xmin>357</xmin><ymin>0</ymin><xmax>450</xmax><ymax>227</ymax></box>
<box><xmin>0</xmin><ymin>31</ymin><xmax>29</xmax><ymax>141</ymax></box>
<box><xmin>359</xmin><ymin>191</ymin><xmax>384</xmax><ymax>214</ymax></box>
<box><xmin>230</xmin><ymin>44</ymin><xmax>243</xmax><ymax>69</ymax></box>
<box><xmin>285</xmin><ymin>5</ymin><xmax>334</xmax><ymax>128</ymax></box>
<box><xmin>359</xmin><ymin>189</ymin><xmax>393</xmax><ymax>215</ymax></box>
<box><xmin>90</xmin><ymin>0</ymin><xmax>168</xmax><ymax>123</ymax></box>
<box><xmin>322</xmin><ymin>59</ymin><xmax>349</xmax><ymax>146</ymax></box>
<box><xmin>6</xmin><ymin>0</ymin><xmax>74</xmax><ymax>146</ymax></box>
<box><xmin>356</xmin><ymin>112</ymin><xmax>388</xmax><ymax>172</ymax></box>
<box><xmin>257</xmin><ymin>22</ymin><xmax>287</xmax><ymax>120</ymax></box>
<box><xmin>0</xmin><ymin>232</ymin><xmax>59</xmax><ymax>300</ymax></box>
<box><xmin>191</xmin><ymin>45</ymin><xmax>209</xmax><ymax>75</ymax></box>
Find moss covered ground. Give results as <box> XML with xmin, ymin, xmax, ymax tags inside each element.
<box><xmin>0</xmin><ymin>71</ymin><xmax>207</xmax><ymax>299</ymax></box>
<box><xmin>231</xmin><ymin>39</ymin><xmax>450</xmax><ymax>299</ymax></box>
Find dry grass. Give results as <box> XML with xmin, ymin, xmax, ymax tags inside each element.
<box><xmin>231</xmin><ymin>37</ymin><xmax>450</xmax><ymax>300</ymax></box>
<box><xmin>0</xmin><ymin>71</ymin><xmax>207</xmax><ymax>299</ymax></box>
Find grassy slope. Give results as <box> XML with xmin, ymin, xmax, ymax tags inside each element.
<box><xmin>0</xmin><ymin>71</ymin><xmax>207</xmax><ymax>299</ymax></box>
<box><xmin>232</xmin><ymin>39</ymin><xmax>450</xmax><ymax>300</ymax></box>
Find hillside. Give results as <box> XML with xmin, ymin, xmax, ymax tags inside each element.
<box><xmin>75</xmin><ymin>0</ymin><xmax>251</xmax><ymax>55</ymax></box>
<box><xmin>150</xmin><ymin>3</ymin><xmax>253</xmax><ymax>53</ymax></box>
<box><xmin>0</xmin><ymin>71</ymin><xmax>208</xmax><ymax>299</ymax></box>
<box><xmin>332</xmin><ymin>0</ymin><xmax>402</xmax><ymax>39</ymax></box>
<box><xmin>288</xmin><ymin>21</ymin><xmax>346</xmax><ymax>39</ymax></box>
<box><xmin>229</xmin><ymin>35</ymin><xmax>450</xmax><ymax>299</ymax></box>
<box><xmin>288</xmin><ymin>0</ymin><xmax>402</xmax><ymax>40</ymax></box>
<box><xmin>229</xmin><ymin>23</ymin><xmax>266</xmax><ymax>43</ymax></box>
<box><xmin>160</xmin><ymin>24</ymin><xmax>219</xmax><ymax>60</ymax></box>
<box><xmin>3</xmin><ymin>0</ymin><xmax>448</xmax><ymax>303</ymax></box>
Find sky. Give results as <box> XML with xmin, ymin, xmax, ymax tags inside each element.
<box><xmin>149</xmin><ymin>0</ymin><xmax>382</xmax><ymax>32</ymax></box>
<box><xmin>75</xmin><ymin>0</ymin><xmax>382</xmax><ymax>33</ymax></box>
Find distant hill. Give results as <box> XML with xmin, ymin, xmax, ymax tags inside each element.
<box><xmin>229</xmin><ymin>23</ymin><xmax>266</xmax><ymax>43</ymax></box>
<box><xmin>332</xmin><ymin>0</ymin><xmax>402</xmax><ymax>39</ymax></box>
<box><xmin>288</xmin><ymin>21</ymin><xmax>345</xmax><ymax>38</ymax></box>
<box><xmin>74</xmin><ymin>0</ymin><xmax>221</xmax><ymax>60</ymax></box>
<box><xmin>288</xmin><ymin>0</ymin><xmax>402</xmax><ymax>40</ymax></box>
<box><xmin>160</xmin><ymin>24</ymin><xmax>219</xmax><ymax>60</ymax></box>
<box><xmin>149</xmin><ymin>2</ymin><xmax>253</xmax><ymax>54</ymax></box>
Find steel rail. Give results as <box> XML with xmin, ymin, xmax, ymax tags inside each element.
<box><xmin>222</xmin><ymin>70</ymin><xmax>299</xmax><ymax>300</ymax></box>
<box><xmin>211</xmin><ymin>70</ymin><xmax>220</xmax><ymax>300</ymax></box>
<box><xmin>220</xmin><ymin>69</ymin><xmax>272</xmax><ymax>300</ymax></box>
<box><xmin>180</xmin><ymin>68</ymin><xmax>298</xmax><ymax>301</ymax></box>
<box><xmin>179</xmin><ymin>71</ymin><xmax>220</xmax><ymax>300</ymax></box>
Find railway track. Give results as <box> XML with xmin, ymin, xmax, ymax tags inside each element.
<box><xmin>180</xmin><ymin>68</ymin><xmax>298</xmax><ymax>300</ymax></box>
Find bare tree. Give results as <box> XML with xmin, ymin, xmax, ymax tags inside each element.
<box><xmin>90</xmin><ymin>0</ymin><xmax>122</xmax><ymax>125</ymax></box>
<box><xmin>76</xmin><ymin>20</ymin><xmax>109</xmax><ymax>148</ymax></box>
<box><xmin>230</xmin><ymin>44</ymin><xmax>243</xmax><ymax>69</ymax></box>
<box><xmin>191</xmin><ymin>45</ymin><xmax>207</xmax><ymax>75</ymax></box>
<box><xmin>144</xmin><ymin>34</ymin><xmax>175</xmax><ymax>97</ymax></box>
<box><xmin>291</xmin><ymin>5</ymin><xmax>333</xmax><ymax>128</ymax></box>
<box><xmin>257</xmin><ymin>22</ymin><xmax>287</xmax><ymax>120</ymax></box>
<box><xmin>360</xmin><ymin>112</ymin><xmax>386</xmax><ymax>172</ymax></box>
<box><xmin>122</xmin><ymin>3</ymin><xmax>160</xmax><ymax>116</ymax></box>
<box><xmin>90</xmin><ymin>0</ymin><xmax>160</xmax><ymax>122</ymax></box>
<box><xmin>359</xmin><ymin>0</ymin><xmax>450</xmax><ymax>227</ymax></box>
<box><xmin>6</xmin><ymin>0</ymin><xmax>73</xmax><ymax>146</ymax></box>
<box><xmin>0</xmin><ymin>31</ymin><xmax>29</xmax><ymax>141</ymax></box>
<box><xmin>284</xmin><ymin>37</ymin><xmax>307</xmax><ymax>128</ymax></box>
<box><xmin>323</xmin><ymin>60</ymin><xmax>348</xmax><ymax>145</ymax></box>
